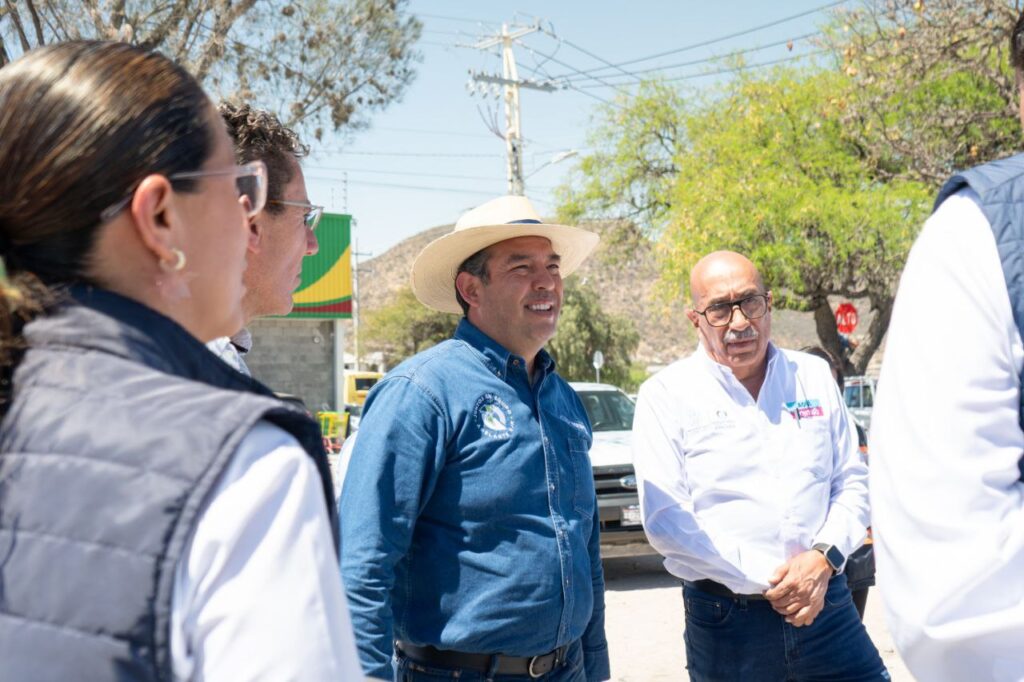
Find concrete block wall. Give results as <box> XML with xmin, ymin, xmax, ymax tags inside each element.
<box><xmin>245</xmin><ymin>319</ymin><xmax>339</xmax><ymax>412</ymax></box>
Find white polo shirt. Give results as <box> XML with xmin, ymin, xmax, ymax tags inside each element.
<box><xmin>633</xmin><ymin>343</ymin><xmax>869</xmax><ymax>595</ymax></box>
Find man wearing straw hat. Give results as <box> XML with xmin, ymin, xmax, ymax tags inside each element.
<box><xmin>340</xmin><ymin>195</ymin><xmax>610</xmax><ymax>681</ymax></box>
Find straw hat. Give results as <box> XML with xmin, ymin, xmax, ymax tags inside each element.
<box><xmin>410</xmin><ymin>195</ymin><xmax>600</xmax><ymax>314</ymax></box>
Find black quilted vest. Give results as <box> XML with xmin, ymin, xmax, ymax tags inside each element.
<box><xmin>0</xmin><ymin>287</ymin><xmax>337</xmax><ymax>681</ymax></box>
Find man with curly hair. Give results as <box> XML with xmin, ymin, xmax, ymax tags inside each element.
<box><xmin>207</xmin><ymin>102</ymin><xmax>322</xmax><ymax>375</ymax></box>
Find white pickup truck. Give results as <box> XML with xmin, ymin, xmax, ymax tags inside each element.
<box><xmin>570</xmin><ymin>382</ymin><xmax>655</xmax><ymax>558</ymax></box>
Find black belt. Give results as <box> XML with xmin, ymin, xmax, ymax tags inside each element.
<box><xmin>395</xmin><ymin>641</ymin><xmax>569</xmax><ymax>678</ymax></box>
<box><xmin>683</xmin><ymin>579</ymin><xmax>768</xmax><ymax>602</ymax></box>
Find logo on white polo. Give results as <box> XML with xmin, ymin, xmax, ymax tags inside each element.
<box><xmin>474</xmin><ymin>393</ymin><xmax>514</xmax><ymax>439</ymax></box>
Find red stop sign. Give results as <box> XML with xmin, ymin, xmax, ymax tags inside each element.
<box><xmin>835</xmin><ymin>302</ymin><xmax>859</xmax><ymax>335</ymax></box>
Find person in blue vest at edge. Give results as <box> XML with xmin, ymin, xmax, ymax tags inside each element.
<box><xmin>870</xmin><ymin>9</ymin><xmax>1024</xmax><ymax>681</ymax></box>
<box><xmin>339</xmin><ymin>194</ymin><xmax>610</xmax><ymax>681</ymax></box>
<box><xmin>0</xmin><ymin>41</ymin><xmax>363</xmax><ymax>681</ymax></box>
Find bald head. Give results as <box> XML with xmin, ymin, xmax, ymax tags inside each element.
<box><xmin>686</xmin><ymin>250</ymin><xmax>773</xmax><ymax>391</ymax></box>
<box><xmin>690</xmin><ymin>251</ymin><xmax>765</xmax><ymax>308</ymax></box>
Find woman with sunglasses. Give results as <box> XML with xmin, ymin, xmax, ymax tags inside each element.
<box><xmin>0</xmin><ymin>42</ymin><xmax>362</xmax><ymax>680</ymax></box>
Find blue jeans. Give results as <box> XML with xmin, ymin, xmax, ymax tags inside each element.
<box><xmin>682</xmin><ymin>575</ymin><xmax>889</xmax><ymax>682</ymax></box>
<box><xmin>394</xmin><ymin>640</ymin><xmax>586</xmax><ymax>682</ymax></box>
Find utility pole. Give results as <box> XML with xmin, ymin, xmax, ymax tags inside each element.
<box><xmin>467</xmin><ymin>21</ymin><xmax>559</xmax><ymax>195</ymax></box>
<box><xmin>351</xmin><ymin>234</ymin><xmax>372</xmax><ymax>372</ymax></box>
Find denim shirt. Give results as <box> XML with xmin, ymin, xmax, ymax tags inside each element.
<box><xmin>340</xmin><ymin>319</ymin><xmax>609</xmax><ymax>680</ymax></box>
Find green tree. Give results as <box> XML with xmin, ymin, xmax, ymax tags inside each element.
<box><xmin>823</xmin><ymin>0</ymin><xmax>1021</xmax><ymax>185</ymax></box>
<box><xmin>0</xmin><ymin>0</ymin><xmax>421</xmax><ymax>137</ymax></box>
<box><xmin>361</xmin><ymin>286</ymin><xmax>457</xmax><ymax>367</ymax></box>
<box><xmin>548</xmin><ymin>277</ymin><xmax>640</xmax><ymax>389</ymax></box>
<box><xmin>664</xmin><ymin>69</ymin><xmax>932</xmax><ymax>374</ymax></box>
<box><xmin>561</xmin><ymin>2</ymin><xmax>1024</xmax><ymax>374</ymax></box>
<box><xmin>558</xmin><ymin>81</ymin><xmax>686</xmax><ymax>233</ymax></box>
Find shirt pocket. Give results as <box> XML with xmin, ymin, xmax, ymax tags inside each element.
<box><xmin>569</xmin><ymin>437</ymin><xmax>596</xmax><ymax>517</ymax></box>
<box><xmin>785</xmin><ymin>419</ymin><xmax>833</xmax><ymax>502</ymax></box>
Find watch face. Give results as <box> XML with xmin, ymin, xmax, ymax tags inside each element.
<box><xmin>813</xmin><ymin>543</ymin><xmax>844</xmax><ymax>571</ymax></box>
<box><xmin>825</xmin><ymin>546</ymin><xmax>844</xmax><ymax>570</ymax></box>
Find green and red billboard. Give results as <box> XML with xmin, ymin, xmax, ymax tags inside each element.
<box><xmin>287</xmin><ymin>212</ymin><xmax>352</xmax><ymax>319</ymax></box>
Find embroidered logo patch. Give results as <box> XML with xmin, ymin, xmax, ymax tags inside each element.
<box><xmin>474</xmin><ymin>393</ymin><xmax>514</xmax><ymax>439</ymax></box>
<box><xmin>784</xmin><ymin>399</ymin><xmax>824</xmax><ymax>420</ymax></box>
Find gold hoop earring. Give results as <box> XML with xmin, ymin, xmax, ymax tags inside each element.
<box><xmin>160</xmin><ymin>248</ymin><xmax>186</xmax><ymax>273</ymax></box>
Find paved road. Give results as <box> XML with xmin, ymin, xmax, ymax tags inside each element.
<box><xmin>602</xmin><ymin>554</ymin><xmax>914</xmax><ymax>681</ymax></box>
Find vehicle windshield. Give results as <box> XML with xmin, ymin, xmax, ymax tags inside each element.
<box><xmin>354</xmin><ymin>377</ymin><xmax>378</xmax><ymax>391</ymax></box>
<box><xmin>577</xmin><ymin>390</ymin><xmax>635</xmax><ymax>432</ymax></box>
<box><xmin>844</xmin><ymin>385</ymin><xmax>861</xmax><ymax>409</ymax></box>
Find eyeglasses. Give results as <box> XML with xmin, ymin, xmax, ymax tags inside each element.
<box><xmin>694</xmin><ymin>293</ymin><xmax>770</xmax><ymax>327</ymax></box>
<box><xmin>268</xmin><ymin>199</ymin><xmax>324</xmax><ymax>231</ymax></box>
<box><xmin>99</xmin><ymin>161</ymin><xmax>268</xmax><ymax>222</ymax></box>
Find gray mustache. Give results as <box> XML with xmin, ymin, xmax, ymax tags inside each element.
<box><xmin>724</xmin><ymin>328</ymin><xmax>758</xmax><ymax>343</ymax></box>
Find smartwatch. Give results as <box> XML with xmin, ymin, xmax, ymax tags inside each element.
<box><xmin>812</xmin><ymin>543</ymin><xmax>845</xmax><ymax>573</ymax></box>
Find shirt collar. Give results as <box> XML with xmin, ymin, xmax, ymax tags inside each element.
<box><xmin>695</xmin><ymin>340</ymin><xmax>779</xmax><ymax>381</ymax></box>
<box><xmin>230</xmin><ymin>328</ymin><xmax>253</xmax><ymax>354</ymax></box>
<box><xmin>454</xmin><ymin>318</ymin><xmax>555</xmax><ymax>382</ymax></box>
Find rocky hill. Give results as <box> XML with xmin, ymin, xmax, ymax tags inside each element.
<box><xmin>357</xmin><ymin>220</ymin><xmax>878</xmax><ymax>372</ymax></box>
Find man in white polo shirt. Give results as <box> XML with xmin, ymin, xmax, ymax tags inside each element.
<box><xmin>632</xmin><ymin>251</ymin><xmax>886</xmax><ymax>681</ymax></box>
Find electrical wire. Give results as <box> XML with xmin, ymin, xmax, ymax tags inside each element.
<box><xmin>571</xmin><ymin>48</ymin><xmax>830</xmax><ymax>87</ymax></box>
<box><xmin>545</xmin><ymin>0</ymin><xmax>851</xmax><ymax>80</ymax></box>
<box><xmin>318</xmin><ymin>150</ymin><xmax>503</xmax><ymax>158</ymax></box>
<box><xmin>365</xmin><ymin>126</ymin><xmax>501</xmax><ymax>140</ymax></box>
<box><xmin>305</xmin><ymin>176</ymin><xmax>558</xmax><ymax>197</ymax></box>
<box><xmin>559</xmin><ymin>30</ymin><xmax>822</xmax><ymax>85</ymax></box>
<box><xmin>305</xmin><ymin>165</ymin><xmax>518</xmax><ymax>183</ymax></box>
<box><xmin>417</xmin><ymin>12</ymin><xmax>497</xmax><ymax>25</ymax></box>
<box><xmin>541</xmin><ymin>29</ymin><xmax>643</xmax><ymax>85</ymax></box>
<box><xmin>514</xmin><ymin>44</ymin><xmax>618</xmax><ymax>106</ymax></box>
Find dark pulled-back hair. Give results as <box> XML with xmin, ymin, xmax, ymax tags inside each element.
<box><xmin>219</xmin><ymin>102</ymin><xmax>308</xmax><ymax>215</ymax></box>
<box><xmin>0</xmin><ymin>41</ymin><xmax>216</xmax><ymax>394</ymax></box>
<box><xmin>1013</xmin><ymin>10</ymin><xmax>1024</xmax><ymax>74</ymax></box>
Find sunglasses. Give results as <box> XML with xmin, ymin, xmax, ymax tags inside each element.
<box><xmin>268</xmin><ymin>199</ymin><xmax>325</xmax><ymax>231</ymax></box>
<box><xmin>99</xmin><ymin>161</ymin><xmax>268</xmax><ymax>222</ymax></box>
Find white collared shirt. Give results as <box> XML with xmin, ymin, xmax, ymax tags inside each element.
<box><xmin>632</xmin><ymin>343</ymin><xmax>869</xmax><ymax>595</ymax></box>
<box><xmin>871</xmin><ymin>189</ymin><xmax>1024</xmax><ymax>681</ymax></box>
<box><xmin>206</xmin><ymin>331</ymin><xmax>252</xmax><ymax>377</ymax></box>
<box><xmin>170</xmin><ymin>422</ymin><xmax>366</xmax><ymax>681</ymax></box>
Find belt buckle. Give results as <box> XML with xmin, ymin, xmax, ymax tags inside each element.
<box><xmin>528</xmin><ymin>654</ymin><xmax>545</xmax><ymax>679</ymax></box>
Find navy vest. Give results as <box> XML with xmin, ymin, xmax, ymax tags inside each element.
<box><xmin>935</xmin><ymin>153</ymin><xmax>1024</xmax><ymax>480</ymax></box>
<box><xmin>0</xmin><ymin>287</ymin><xmax>337</xmax><ymax>681</ymax></box>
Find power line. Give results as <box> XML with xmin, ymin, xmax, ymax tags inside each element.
<box><xmin>314</xmin><ymin>177</ymin><xmax>498</xmax><ymax>196</ymax></box>
<box><xmin>317</xmin><ymin>150</ymin><xmax>503</xmax><ymax>158</ymax></box>
<box><xmin>575</xmin><ymin>48</ymin><xmax>829</xmax><ymax>87</ymax></box>
<box><xmin>421</xmin><ymin>28</ymin><xmax>473</xmax><ymax>37</ymax></box>
<box><xmin>419</xmin><ymin>40</ymin><xmax>458</xmax><ymax>49</ymax></box>
<box><xmin>560</xmin><ymin>31</ymin><xmax>822</xmax><ymax>85</ymax></box>
<box><xmin>368</xmin><ymin>126</ymin><xmax>498</xmax><ymax>139</ymax></box>
<box><xmin>417</xmin><ymin>12</ymin><xmax>497</xmax><ymax>25</ymax></box>
<box><xmin>519</xmin><ymin>42</ymin><xmax>630</xmax><ymax>95</ymax></box>
<box><xmin>306</xmin><ymin>176</ymin><xmax>558</xmax><ymax>198</ymax></box>
<box><xmin>515</xmin><ymin>44</ymin><xmax>618</xmax><ymax>106</ymax></box>
<box><xmin>307</xmin><ymin>164</ymin><xmax>559</xmax><ymax>191</ymax></box>
<box><xmin>305</xmin><ymin>165</ymin><xmax>520</xmax><ymax>183</ymax></box>
<box><xmin>541</xmin><ymin>29</ymin><xmax>643</xmax><ymax>86</ymax></box>
<box><xmin>546</xmin><ymin>0</ymin><xmax>850</xmax><ymax>79</ymax></box>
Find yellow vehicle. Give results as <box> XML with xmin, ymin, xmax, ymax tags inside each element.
<box><xmin>344</xmin><ymin>371</ymin><xmax>383</xmax><ymax>407</ymax></box>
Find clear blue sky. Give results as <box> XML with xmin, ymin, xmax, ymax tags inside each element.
<box><xmin>305</xmin><ymin>0</ymin><xmax>851</xmax><ymax>258</ymax></box>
